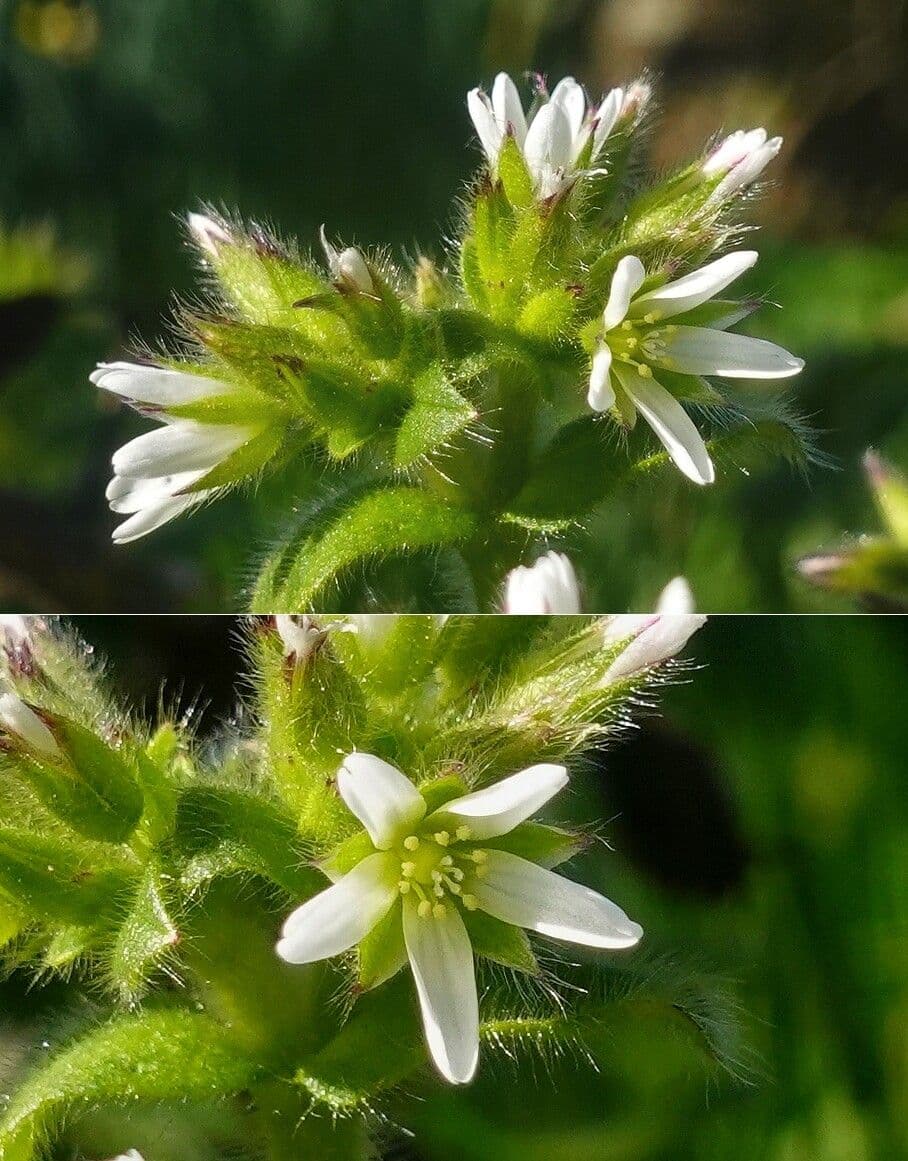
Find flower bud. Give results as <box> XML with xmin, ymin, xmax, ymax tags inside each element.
<box><xmin>601</xmin><ymin>607</ymin><xmax>706</xmax><ymax>681</ymax></box>
<box><xmin>503</xmin><ymin>552</ymin><xmax>582</xmax><ymax>614</ymax></box>
<box><xmin>0</xmin><ymin>686</ymin><xmax>60</xmax><ymax>757</ymax></box>
<box><xmin>654</xmin><ymin>576</ymin><xmax>695</xmax><ymax>614</ymax></box>
<box><xmin>186</xmin><ymin>212</ymin><xmax>232</xmax><ymax>257</ymax></box>
<box><xmin>275</xmin><ymin>614</ymin><xmax>326</xmax><ymax>663</ymax></box>
<box><xmin>320</xmin><ymin>225</ymin><xmax>373</xmax><ymax>293</ymax></box>
<box><xmin>704</xmin><ymin>128</ymin><xmax>782</xmax><ymax>198</ymax></box>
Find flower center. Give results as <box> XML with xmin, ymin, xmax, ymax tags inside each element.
<box><xmin>606</xmin><ymin>318</ymin><xmax>678</xmax><ymax>376</ymax></box>
<box><xmin>395</xmin><ymin>827</ymin><xmax>486</xmax><ymax>920</ymax></box>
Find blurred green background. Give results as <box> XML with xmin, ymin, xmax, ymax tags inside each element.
<box><xmin>0</xmin><ymin>0</ymin><xmax>907</xmax><ymax>611</ymax></box>
<box><xmin>1</xmin><ymin>614</ymin><xmax>906</xmax><ymax>1159</ymax></box>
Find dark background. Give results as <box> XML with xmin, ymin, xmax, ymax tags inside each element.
<box><xmin>1</xmin><ymin>0</ymin><xmax>907</xmax><ymax>611</ymax></box>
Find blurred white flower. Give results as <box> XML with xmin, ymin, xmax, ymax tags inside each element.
<box><xmin>703</xmin><ymin>128</ymin><xmax>783</xmax><ymax>198</ymax></box>
<box><xmin>91</xmin><ymin>362</ymin><xmax>255</xmax><ymax>543</ymax></box>
<box><xmin>588</xmin><ymin>251</ymin><xmax>803</xmax><ymax>484</ymax></box>
<box><xmin>467</xmin><ymin>73</ymin><xmax>625</xmax><ymax>200</ymax></box>
<box><xmin>503</xmin><ymin>551</ymin><xmax>582</xmax><ymax>613</ymax></box>
<box><xmin>277</xmin><ymin>753</ymin><xmax>641</xmax><ymax>1084</ymax></box>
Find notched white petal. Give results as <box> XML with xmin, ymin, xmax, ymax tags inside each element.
<box><xmin>433</xmin><ymin>763</ymin><xmax>568</xmax><ymax>839</ymax></box>
<box><xmin>614</xmin><ymin>366</ymin><xmax>715</xmax><ymax>485</ymax></box>
<box><xmin>277</xmin><ymin>852</ymin><xmax>397</xmax><ymax>963</ymax></box>
<box><xmin>475</xmin><ymin>851</ymin><xmax>643</xmax><ymax>949</ymax></box>
<box><xmin>91</xmin><ymin>362</ymin><xmax>229</xmax><ymax>407</ymax></box>
<box><xmin>660</xmin><ymin>326</ymin><xmax>805</xmax><ymax>378</ymax></box>
<box><xmin>587</xmin><ymin>345</ymin><xmax>615</xmax><ymax>412</ymax></box>
<box><xmin>337</xmin><ymin>752</ymin><xmax>427</xmax><ymax>849</ymax></box>
<box><xmin>111</xmin><ymin>422</ymin><xmax>249</xmax><ymax>479</ymax></box>
<box><xmin>628</xmin><ymin>251</ymin><xmax>758</xmax><ymax>320</ymax></box>
<box><xmin>403</xmin><ymin>901</ymin><xmax>478</xmax><ymax>1084</ymax></box>
<box><xmin>603</xmin><ymin>256</ymin><xmax>646</xmax><ymax>330</ymax></box>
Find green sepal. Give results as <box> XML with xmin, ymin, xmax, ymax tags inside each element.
<box><xmin>324</xmin><ymin>830</ymin><xmax>375</xmax><ymax>878</ymax></box>
<box><xmin>43</xmin><ymin>924</ymin><xmax>97</xmax><ymax>970</ymax></box>
<box><xmin>0</xmin><ymin>894</ymin><xmax>26</xmax><ymax>947</ymax></box>
<box><xmin>0</xmin><ymin>1009</ymin><xmax>260</xmax><ymax>1161</ymax></box>
<box><xmin>486</xmin><ymin>821</ymin><xmax>584</xmax><ymax>868</ymax></box>
<box><xmin>394</xmin><ymin>365</ymin><xmax>477</xmax><ymax>468</ymax></box>
<box><xmin>463</xmin><ymin>909</ymin><xmax>538</xmax><ymax>974</ymax></box>
<box><xmin>181</xmin><ymin>425</ymin><xmax>284</xmax><ymax>493</ymax></box>
<box><xmin>653</xmin><ymin>368</ymin><xmax>723</xmax><ymax>406</ymax></box>
<box><xmin>108</xmin><ymin>862</ymin><xmax>179</xmax><ymax>1005</ymax></box>
<box><xmin>20</xmin><ymin>718</ymin><xmax>144</xmax><ymax>844</ymax></box>
<box><xmin>418</xmin><ymin>774</ymin><xmax>469</xmax><ymax>814</ymax></box>
<box><xmin>174</xmin><ymin>787</ymin><xmax>322</xmax><ymax>898</ymax></box>
<box><xmin>459</xmin><ymin>235</ymin><xmax>487</xmax><ymax>311</ymax></box>
<box><xmin>207</xmin><ymin>236</ymin><xmax>325</xmax><ymax>325</ymax></box>
<box><xmin>357</xmin><ymin>900</ymin><xmax>406</xmax><ymax>989</ymax></box>
<box><xmin>0</xmin><ymin>828</ymin><xmax>130</xmax><ymax>927</ymax></box>
<box><xmin>517</xmin><ymin>286</ymin><xmax>577</xmax><ymax>341</ymax></box>
<box><xmin>497</xmin><ymin>134</ymin><xmax>535</xmax><ymax>208</ymax></box>
<box><xmin>256</xmin><ymin>485</ymin><xmax>476</xmax><ymax>610</ymax></box>
<box><xmin>164</xmin><ymin>391</ymin><xmax>280</xmax><ymax>427</ymax></box>
<box><xmin>133</xmin><ymin>742</ymin><xmax>179</xmax><ymax>844</ymax></box>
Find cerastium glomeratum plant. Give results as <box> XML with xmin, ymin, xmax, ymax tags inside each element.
<box><xmin>91</xmin><ymin>72</ymin><xmax>809</xmax><ymax>611</ymax></box>
<box><xmin>0</xmin><ymin>613</ymin><xmax>746</xmax><ymax>1161</ymax></box>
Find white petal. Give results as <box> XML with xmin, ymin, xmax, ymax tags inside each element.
<box><xmin>475</xmin><ymin>851</ymin><xmax>642</xmax><ymax>949</ymax></box>
<box><xmin>702</xmin><ymin>129</ymin><xmax>767</xmax><ymax>177</ymax></box>
<box><xmin>335</xmin><ymin>247</ymin><xmax>373</xmax><ymax>293</ymax></box>
<box><xmin>601</xmin><ymin>613</ymin><xmax>659</xmax><ymax>647</ymax></box>
<box><xmin>111</xmin><ymin>492</ymin><xmax>208</xmax><ymax>543</ymax></box>
<box><xmin>467</xmin><ymin>88</ymin><xmax>503</xmax><ymax>162</ymax></box>
<box><xmin>628</xmin><ymin>251</ymin><xmax>758</xmax><ymax>320</ymax></box>
<box><xmin>431</xmin><ymin>763</ymin><xmax>568</xmax><ymax>839</ymax></box>
<box><xmin>713</xmin><ymin>136</ymin><xmax>783</xmax><ymax>197</ymax></box>
<box><xmin>614</xmin><ymin>365</ymin><xmax>715</xmax><ymax>485</ymax></box>
<box><xmin>491</xmin><ymin>72</ymin><xmax>527</xmax><ymax>145</ymax></box>
<box><xmin>658</xmin><ymin>326</ymin><xmax>804</xmax><ymax>378</ymax></box>
<box><xmin>90</xmin><ymin>362</ymin><xmax>230</xmax><ymax>407</ymax></box>
<box><xmin>111</xmin><ymin>422</ymin><xmax>249</xmax><ymax>479</ymax></box>
<box><xmin>603</xmin><ymin>256</ymin><xmax>646</xmax><ymax>330</ymax></box>
<box><xmin>587</xmin><ymin>345</ymin><xmax>615</xmax><ymax>412</ymax></box>
<box><xmin>590</xmin><ymin>87</ymin><xmax>623</xmax><ymax>156</ymax></box>
<box><xmin>105</xmin><ymin>470</ymin><xmax>207</xmax><ymax>514</ymax></box>
<box><xmin>0</xmin><ymin>615</ymin><xmax>32</xmax><ymax>648</ymax></box>
<box><xmin>337</xmin><ymin>752</ymin><xmax>426</xmax><ymax>849</ymax></box>
<box><xmin>502</xmin><ymin>552</ymin><xmax>581</xmax><ymax>614</ymax></box>
<box><xmin>654</xmin><ymin>576</ymin><xmax>695</xmax><ymax>614</ymax></box>
<box><xmin>549</xmin><ymin>77</ymin><xmax>587</xmax><ymax>142</ymax></box>
<box><xmin>524</xmin><ymin>102</ymin><xmax>573</xmax><ymax>180</ymax></box>
<box><xmin>186</xmin><ymin>212</ymin><xmax>232</xmax><ymax>256</ymax></box>
<box><xmin>603</xmin><ymin>614</ymin><xmax>707</xmax><ymax>682</ymax></box>
<box><xmin>0</xmin><ymin>691</ymin><xmax>60</xmax><ymax>756</ymax></box>
<box><xmin>277</xmin><ymin>853</ymin><xmax>398</xmax><ymax>963</ymax></box>
<box><xmin>403</xmin><ymin>901</ymin><xmax>478</xmax><ymax>1084</ymax></box>
<box><xmin>110</xmin><ymin>1151</ymin><xmax>145</xmax><ymax>1161</ymax></box>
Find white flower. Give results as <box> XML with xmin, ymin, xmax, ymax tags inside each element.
<box><xmin>467</xmin><ymin>73</ymin><xmax>625</xmax><ymax>200</ymax></box>
<box><xmin>601</xmin><ymin>582</ymin><xmax>705</xmax><ymax>681</ymax></box>
<box><xmin>587</xmin><ymin>251</ymin><xmax>804</xmax><ymax>484</ymax></box>
<box><xmin>319</xmin><ymin>226</ymin><xmax>373</xmax><ymax>293</ymax></box>
<box><xmin>91</xmin><ymin>362</ymin><xmax>256</xmax><ymax>543</ymax></box>
<box><xmin>186</xmin><ymin>211</ymin><xmax>232</xmax><ymax>257</ymax></box>
<box><xmin>703</xmin><ymin>129</ymin><xmax>783</xmax><ymax>198</ymax></box>
<box><xmin>109</xmin><ymin>1151</ymin><xmax>144</xmax><ymax>1161</ymax></box>
<box><xmin>0</xmin><ymin>685</ymin><xmax>59</xmax><ymax>757</ymax></box>
<box><xmin>502</xmin><ymin>552</ymin><xmax>582</xmax><ymax>613</ymax></box>
<box><xmin>277</xmin><ymin>753</ymin><xmax>642</xmax><ymax>1084</ymax></box>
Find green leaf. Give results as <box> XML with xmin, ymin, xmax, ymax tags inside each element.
<box><xmin>464</xmin><ymin>910</ymin><xmax>538</xmax><ymax>974</ymax></box>
<box><xmin>394</xmin><ymin>365</ymin><xmax>476</xmax><ymax>467</ymax></box>
<box><xmin>0</xmin><ymin>1010</ymin><xmax>260</xmax><ymax>1161</ymax></box>
<box><xmin>506</xmin><ymin>417</ymin><xmax>626</xmax><ymax>524</ymax></box>
<box><xmin>20</xmin><ymin>718</ymin><xmax>144</xmax><ymax>844</ymax></box>
<box><xmin>108</xmin><ymin>863</ymin><xmax>179</xmax><ymax>1005</ymax></box>
<box><xmin>257</xmin><ymin>486</ymin><xmax>476</xmax><ymax>610</ymax></box>
<box><xmin>0</xmin><ymin>828</ymin><xmax>129</xmax><ymax>927</ymax></box>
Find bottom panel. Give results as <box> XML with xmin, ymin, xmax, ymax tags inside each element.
<box><xmin>0</xmin><ymin>615</ymin><xmax>905</xmax><ymax>1161</ymax></box>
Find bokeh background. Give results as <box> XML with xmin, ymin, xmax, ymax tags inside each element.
<box><xmin>0</xmin><ymin>0</ymin><xmax>907</xmax><ymax>611</ymax></box>
<box><xmin>1</xmin><ymin>615</ymin><xmax>905</xmax><ymax>1160</ymax></box>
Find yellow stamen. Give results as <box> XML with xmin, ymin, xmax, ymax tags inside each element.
<box><xmin>434</xmin><ymin>830</ymin><xmax>450</xmax><ymax>846</ymax></box>
<box><xmin>462</xmin><ymin>894</ymin><xmax>479</xmax><ymax>911</ymax></box>
<box><xmin>455</xmin><ymin>825</ymin><xmax>472</xmax><ymax>841</ymax></box>
<box><xmin>403</xmin><ymin>835</ymin><xmax>420</xmax><ymax>852</ymax></box>
<box><xmin>401</xmin><ymin>861</ymin><xmax>416</xmax><ymax>877</ymax></box>
<box><xmin>398</xmin><ymin>880</ymin><xmax>411</xmax><ymax>895</ymax></box>
<box><xmin>432</xmin><ymin>903</ymin><xmax>447</xmax><ymax>919</ymax></box>
<box><xmin>417</xmin><ymin>900</ymin><xmax>433</xmax><ymax>919</ymax></box>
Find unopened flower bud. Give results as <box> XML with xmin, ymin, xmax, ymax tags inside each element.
<box><xmin>274</xmin><ymin>615</ymin><xmax>326</xmax><ymax>663</ymax></box>
<box><xmin>601</xmin><ymin>603</ymin><xmax>706</xmax><ymax>682</ymax></box>
<box><xmin>187</xmin><ymin>212</ymin><xmax>232</xmax><ymax>257</ymax></box>
<box><xmin>319</xmin><ymin>226</ymin><xmax>373</xmax><ymax>293</ymax></box>
<box><xmin>503</xmin><ymin>552</ymin><xmax>581</xmax><ymax>614</ymax></box>
<box><xmin>704</xmin><ymin>128</ymin><xmax>783</xmax><ymax>198</ymax></box>
<box><xmin>0</xmin><ymin>686</ymin><xmax>60</xmax><ymax>757</ymax></box>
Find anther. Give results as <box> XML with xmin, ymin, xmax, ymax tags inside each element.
<box><xmin>462</xmin><ymin>894</ymin><xmax>479</xmax><ymax>911</ymax></box>
<box><xmin>470</xmin><ymin>849</ymin><xmax>488</xmax><ymax>863</ymax></box>
<box><xmin>636</xmin><ymin>363</ymin><xmax>652</xmax><ymax>377</ymax></box>
<box><xmin>417</xmin><ymin>900</ymin><xmax>432</xmax><ymax>919</ymax></box>
<box><xmin>455</xmin><ymin>825</ymin><xmax>472</xmax><ymax>841</ymax></box>
<box><xmin>643</xmin><ymin>312</ymin><xmax>658</xmax><ymax>324</ymax></box>
<box><xmin>621</xmin><ymin>320</ymin><xmax>634</xmax><ymax>331</ymax></box>
<box><xmin>398</xmin><ymin>880</ymin><xmax>411</xmax><ymax>895</ymax></box>
<box><xmin>434</xmin><ymin>884</ymin><xmax>445</xmax><ymax>897</ymax></box>
<box><xmin>432</xmin><ymin>903</ymin><xmax>447</xmax><ymax>919</ymax></box>
<box><xmin>401</xmin><ymin>861</ymin><xmax>416</xmax><ymax>877</ymax></box>
<box><xmin>440</xmin><ymin>855</ymin><xmax>454</xmax><ymax>867</ymax></box>
<box><xmin>434</xmin><ymin>831</ymin><xmax>450</xmax><ymax>846</ymax></box>
<box><xmin>403</xmin><ymin>835</ymin><xmax>420</xmax><ymax>852</ymax></box>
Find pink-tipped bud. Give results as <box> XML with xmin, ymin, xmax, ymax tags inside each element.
<box><xmin>704</xmin><ymin>129</ymin><xmax>783</xmax><ymax>197</ymax></box>
<box><xmin>187</xmin><ymin>212</ymin><xmax>232</xmax><ymax>257</ymax></box>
